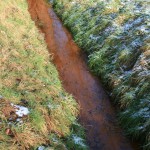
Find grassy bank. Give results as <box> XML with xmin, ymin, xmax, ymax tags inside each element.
<box><xmin>0</xmin><ymin>0</ymin><xmax>87</xmax><ymax>149</ymax></box>
<box><xmin>53</xmin><ymin>0</ymin><xmax>150</xmax><ymax>149</ymax></box>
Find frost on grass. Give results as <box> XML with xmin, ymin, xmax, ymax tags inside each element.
<box><xmin>37</xmin><ymin>146</ymin><xmax>55</xmax><ymax>150</ymax></box>
<box><xmin>72</xmin><ymin>134</ymin><xmax>86</xmax><ymax>147</ymax></box>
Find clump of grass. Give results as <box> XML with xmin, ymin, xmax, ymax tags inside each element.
<box><xmin>0</xmin><ymin>0</ymin><xmax>87</xmax><ymax>149</ymax></box>
<box><xmin>53</xmin><ymin>0</ymin><xmax>150</xmax><ymax>149</ymax></box>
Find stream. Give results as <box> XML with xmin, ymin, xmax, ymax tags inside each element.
<box><xmin>27</xmin><ymin>0</ymin><xmax>138</xmax><ymax>149</ymax></box>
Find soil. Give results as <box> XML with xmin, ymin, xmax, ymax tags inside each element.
<box><xmin>27</xmin><ymin>0</ymin><xmax>139</xmax><ymax>149</ymax></box>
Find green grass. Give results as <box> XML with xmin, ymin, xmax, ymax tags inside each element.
<box><xmin>0</xmin><ymin>0</ymin><xmax>88</xmax><ymax>149</ymax></box>
<box><xmin>52</xmin><ymin>0</ymin><xmax>150</xmax><ymax>149</ymax></box>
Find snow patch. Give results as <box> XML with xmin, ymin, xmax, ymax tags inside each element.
<box><xmin>14</xmin><ymin>105</ymin><xmax>29</xmax><ymax>117</ymax></box>
<box><xmin>11</xmin><ymin>103</ymin><xmax>30</xmax><ymax>117</ymax></box>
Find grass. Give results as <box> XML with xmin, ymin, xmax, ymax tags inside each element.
<box><xmin>0</xmin><ymin>0</ymin><xmax>88</xmax><ymax>149</ymax></box>
<box><xmin>52</xmin><ymin>0</ymin><xmax>150</xmax><ymax>149</ymax></box>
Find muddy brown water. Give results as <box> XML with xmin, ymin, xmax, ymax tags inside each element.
<box><xmin>27</xmin><ymin>0</ymin><xmax>139</xmax><ymax>149</ymax></box>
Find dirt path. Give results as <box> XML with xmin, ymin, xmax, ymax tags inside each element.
<box><xmin>27</xmin><ymin>0</ymin><xmax>137</xmax><ymax>149</ymax></box>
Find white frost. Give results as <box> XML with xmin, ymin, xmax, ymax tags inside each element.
<box><xmin>16</xmin><ymin>118</ymin><xmax>23</xmax><ymax>124</ymax></box>
<box><xmin>72</xmin><ymin>135</ymin><xmax>86</xmax><ymax>147</ymax></box>
<box><xmin>38</xmin><ymin>146</ymin><xmax>45</xmax><ymax>150</ymax></box>
<box><xmin>89</xmin><ymin>34</ymin><xmax>99</xmax><ymax>40</ymax></box>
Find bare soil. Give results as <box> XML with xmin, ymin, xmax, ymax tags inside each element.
<box><xmin>27</xmin><ymin>0</ymin><xmax>138</xmax><ymax>149</ymax></box>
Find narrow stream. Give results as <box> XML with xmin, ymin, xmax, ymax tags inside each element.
<box><xmin>27</xmin><ymin>0</ymin><xmax>137</xmax><ymax>149</ymax></box>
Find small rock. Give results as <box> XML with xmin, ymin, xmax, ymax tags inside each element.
<box><xmin>5</xmin><ymin>128</ymin><xmax>14</xmax><ymax>137</ymax></box>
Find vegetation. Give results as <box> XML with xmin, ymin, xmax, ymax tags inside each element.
<box><xmin>0</xmin><ymin>0</ymin><xmax>87</xmax><ymax>149</ymax></box>
<box><xmin>53</xmin><ymin>0</ymin><xmax>150</xmax><ymax>149</ymax></box>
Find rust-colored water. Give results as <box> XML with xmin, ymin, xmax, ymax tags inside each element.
<box><xmin>27</xmin><ymin>0</ymin><xmax>138</xmax><ymax>149</ymax></box>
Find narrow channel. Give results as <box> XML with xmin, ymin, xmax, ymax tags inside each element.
<box><xmin>27</xmin><ymin>0</ymin><xmax>137</xmax><ymax>149</ymax></box>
